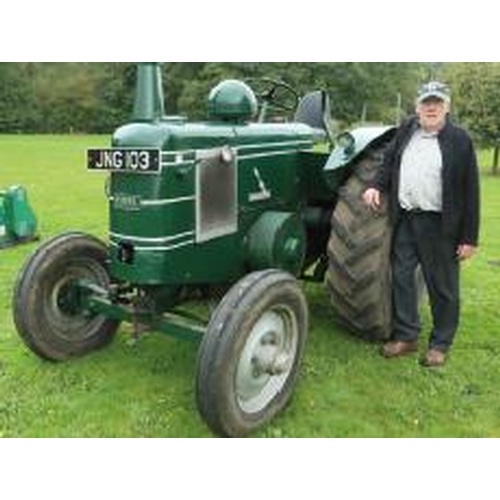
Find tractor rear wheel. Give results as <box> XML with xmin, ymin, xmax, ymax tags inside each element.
<box><xmin>325</xmin><ymin>145</ymin><xmax>393</xmax><ymax>340</ymax></box>
<box><xmin>13</xmin><ymin>232</ymin><xmax>119</xmax><ymax>361</ymax></box>
<box><xmin>196</xmin><ymin>269</ymin><xmax>308</xmax><ymax>437</ymax></box>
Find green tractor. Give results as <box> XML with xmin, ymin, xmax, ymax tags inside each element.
<box><xmin>12</xmin><ymin>63</ymin><xmax>396</xmax><ymax>437</ymax></box>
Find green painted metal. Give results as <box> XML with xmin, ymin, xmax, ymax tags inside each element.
<box><xmin>0</xmin><ymin>195</ymin><xmax>6</xmax><ymax>245</ymax></box>
<box><xmin>110</xmin><ymin>114</ymin><xmax>317</xmax><ymax>285</ymax></box>
<box><xmin>298</xmin><ymin>150</ymin><xmax>339</xmax><ymax>201</ymax></box>
<box><xmin>325</xmin><ymin>125</ymin><xmax>396</xmax><ymax>171</ymax></box>
<box><xmin>246</xmin><ymin>211</ymin><xmax>306</xmax><ymax>275</ymax></box>
<box><xmin>0</xmin><ymin>186</ymin><xmax>38</xmax><ymax>248</ymax></box>
<box><xmin>88</xmin><ymin>295</ymin><xmax>204</xmax><ymax>341</ymax></box>
<box><xmin>208</xmin><ymin>80</ymin><xmax>258</xmax><ymax>122</ymax></box>
<box><xmin>84</xmin><ymin>62</ymin><xmax>393</xmax><ymax>339</ymax></box>
<box><xmin>133</xmin><ymin>63</ymin><xmax>165</xmax><ymax>122</ymax></box>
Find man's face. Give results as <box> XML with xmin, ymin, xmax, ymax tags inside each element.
<box><xmin>416</xmin><ymin>97</ymin><xmax>449</xmax><ymax>132</ymax></box>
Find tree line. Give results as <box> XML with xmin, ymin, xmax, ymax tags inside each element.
<box><xmin>0</xmin><ymin>62</ymin><xmax>428</xmax><ymax>133</ymax></box>
<box><xmin>0</xmin><ymin>62</ymin><xmax>499</xmax><ymax>171</ymax></box>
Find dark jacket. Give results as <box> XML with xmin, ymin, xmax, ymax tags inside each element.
<box><xmin>375</xmin><ymin>116</ymin><xmax>480</xmax><ymax>246</ymax></box>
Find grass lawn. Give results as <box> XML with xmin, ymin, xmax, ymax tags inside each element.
<box><xmin>1</xmin><ymin>134</ymin><xmax>499</xmax><ymax>437</ymax></box>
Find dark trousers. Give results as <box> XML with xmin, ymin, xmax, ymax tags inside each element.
<box><xmin>392</xmin><ymin>211</ymin><xmax>460</xmax><ymax>351</ymax></box>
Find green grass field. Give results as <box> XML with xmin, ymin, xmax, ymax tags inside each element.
<box><xmin>1</xmin><ymin>135</ymin><xmax>499</xmax><ymax>437</ymax></box>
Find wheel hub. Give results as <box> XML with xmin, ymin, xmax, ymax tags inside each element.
<box><xmin>54</xmin><ymin>279</ymin><xmax>84</xmax><ymax>316</ymax></box>
<box><xmin>251</xmin><ymin>332</ymin><xmax>291</xmax><ymax>376</ymax></box>
<box><xmin>235</xmin><ymin>306</ymin><xmax>297</xmax><ymax>414</ymax></box>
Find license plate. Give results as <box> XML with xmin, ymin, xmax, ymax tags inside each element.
<box><xmin>87</xmin><ymin>148</ymin><xmax>161</xmax><ymax>173</ymax></box>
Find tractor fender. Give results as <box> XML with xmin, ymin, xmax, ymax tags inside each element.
<box><xmin>324</xmin><ymin>125</ymin><xmax>397</xmax><ymax>172</ymax></box>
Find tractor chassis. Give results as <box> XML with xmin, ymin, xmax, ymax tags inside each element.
<box><xmin>84</xmin><ymin>284</ymin><xmax>206</xmax><ymax>342</ymax></box>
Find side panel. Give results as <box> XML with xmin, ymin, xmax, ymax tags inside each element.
<box><xmin>297</xmin><ymin>150</ymin><xmax>337</xmax><ymax>202</ymax></box>
<box><xmin>108</xmin><ymin>121</ymin><xmax>315</xmax><ymax>285</ymax></box>
<box><xmin>109</xmin><ymin>146</ymin><xmax>243</xmax><ymax>285</ymax></box>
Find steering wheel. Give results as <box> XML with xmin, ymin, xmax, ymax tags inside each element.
<box><xmin>245</xmin><ymin>77</ymin><xmax>300</xmax><ymax>122</ymax></box>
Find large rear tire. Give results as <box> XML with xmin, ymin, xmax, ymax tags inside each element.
<box><xmin>196</xmin><ymin>269</ymin><xmax>308</xmax><ymax>437</ymax></box>
<box><xmin>326</xmin><ymin>145</ymin><xmax>393</xmax><ymax>340</ymax></box>
<box><xmin>13</xmin><ymin>232</ymin><xmax>119</xmax><ymax>361</ymax></box>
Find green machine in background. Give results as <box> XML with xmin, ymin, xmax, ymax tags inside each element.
<box><xmin>12</xmin><ymin>63</ymin><xmax>396</xmax><ymax>437</ymax></box>
<box><xmin>0</xmin><ymin>185</ymin><xmax>38</xmax><ymax>248</ymax></box>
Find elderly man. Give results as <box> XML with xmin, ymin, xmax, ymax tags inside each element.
<box><xmin>363</xmin><ymin>81</ymin><xmax>480</xmax><ymax>367</ymax></box>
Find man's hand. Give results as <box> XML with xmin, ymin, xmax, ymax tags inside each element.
<box><xmin>363</xmin><ymin>188</ymin><xmax>382</xmax><ymax>210</ymax></box>
<box><xmin>457</xmin><ymin>244</ymin><xmax>477</xmax><ymax>261</ymax></box>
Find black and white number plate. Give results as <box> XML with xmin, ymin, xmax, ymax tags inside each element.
<box><xmin>87</xmin><ymin>148</ymin><xmax>161</xmax><ymax>173</ymax></box>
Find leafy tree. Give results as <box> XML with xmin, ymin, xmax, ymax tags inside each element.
<box><xmin>93</xmin><ymin>63</ymin><xmax>136</xmax><ymax>132</ymax></box>
<box><xmin>0</xmin><ymin>62</ymin><xmax>427</xmax><ymax>134</ymax></box>
<box><xmin>163</xmin><ymin>62</ymin><xmax>206</xmax><ymax>115</ymax></box>
<box><xmin>174</xmin><ymin>62</ymin><xmax>425</xmax><ymax>125</ymax></box>
<box><xmin>0</xmin><ymin>63</ymin><xmax>39</xmax><ymax>132</ymax></box>
<box><xmin>444</xmin><ymin>62</ymin><xmax>500</xmax><ymax>174</ymax></box>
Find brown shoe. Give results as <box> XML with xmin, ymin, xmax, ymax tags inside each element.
<box><xmin>382</xmin><ymin>340</ymin><xmax>418</xmax><ymax>358</ymax></box>
<box><xmin>421</xmin><ymin>349</ymin><xmax>446</xmax><ymax>367</ymax></box>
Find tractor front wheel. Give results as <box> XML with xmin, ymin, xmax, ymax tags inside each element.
<box><xmin>196</xmin><ymin>270</ymin><xmax>308</xmax><ymax>437</ymax></box>
<box><xmin>13</xmin><ymin>232</ymin><xmax>119</xmax><ymax>361</ymax></box>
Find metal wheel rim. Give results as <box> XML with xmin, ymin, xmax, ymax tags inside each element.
<box><xmin>46</xmin><ymin>258</ymin><xmax>109</xmax><ymax>341</ymax></box>
<box><xmin>235</xmin><ymin>304</ymin><xmax>298</xmax><ymax>414</ymax></box>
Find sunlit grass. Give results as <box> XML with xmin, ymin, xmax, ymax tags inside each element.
<box><xmin>1</xmin><ymin>135</ymin><xmax>499</xmax><ymax>437</ymax></box>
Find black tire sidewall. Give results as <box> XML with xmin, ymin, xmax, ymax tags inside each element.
<box><xmin>196</xmin><ymin>270</ymin><xmax>308</xmax><ymax>437</ymax></box>
<box><xmin>13</xmin><ymin>232</ymin><xmax>118</xmax><ymax>360</ymax></box>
